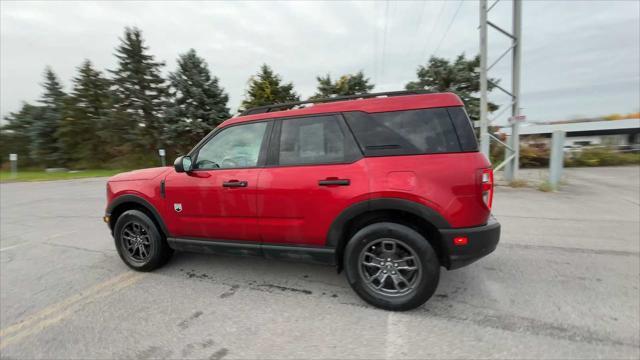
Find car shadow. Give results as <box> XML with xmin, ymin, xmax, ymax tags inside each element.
<box><xmin>153</xmin><ymin>249</ymin><xmax>493</xmax><ymax>314</ymax></box>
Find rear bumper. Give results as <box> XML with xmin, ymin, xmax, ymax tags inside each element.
<box><xmin>440</xmin><ymin>216</ymin><xmax>501</xmax><ymax>270</ymax></box>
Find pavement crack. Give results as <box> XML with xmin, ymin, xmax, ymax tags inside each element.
<box><xmin>177</xmin><ymin>310</ymin><xmax>203</xmax><ymax>330</ymax></box>
<box><xmin>219</xmin><ymin>284</ymin><xmax>240</xmax><ymax>299</ymax></box>
<box><xmin>42</xmin><ymin>242</ymin><xmax>113</xmax><ymax>256</ymax></box>
<box><xmin>255</xmin><ymin>283</ymin><xmax>312</xmax><ymax>295</ymax></box>
<box><xmin>493</xmin><ymin>214</ymin><xmax>640</xmax><ymax>223</ymax></box>
<box><xmin>209</xmin><ymin>347</ymin><xmax>229</xmax><ymax>360</ymax></box>
<box><xmin>501</xmin><ymin>243</ymin><xmax>639</xmax><ymax>257</ymax></box>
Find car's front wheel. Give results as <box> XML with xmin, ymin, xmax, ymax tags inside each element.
<box><xmin>344</xmin><ymin>222</ymin><xmax>440</xmax><ymax>311</ymax></box>
<box><xmin>114</xmin><ymin>209</ymin><xmax>173</xmax><ymax>272</ymax></box>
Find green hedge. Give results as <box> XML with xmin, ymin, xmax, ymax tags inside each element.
<box><xmin>566</xmin><ymin>147</ymin><xmax>640</xmax><ymax>167</ymax></box>
<box><xmin>490</xmin><ymin>143</ymin><xmax>639</xmax><ymax>169</ymax></box>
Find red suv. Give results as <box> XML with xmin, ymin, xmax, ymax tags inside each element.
<box><xmin>105</xmin><ymin>91</ymin><xmax>500</xmax><ymax>311</ymax></box>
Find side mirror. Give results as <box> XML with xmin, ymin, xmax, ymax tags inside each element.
<box><xmin>174</xmin><ymin>155</ymin><xmax>193</xmax><ymax>173</ymax></box>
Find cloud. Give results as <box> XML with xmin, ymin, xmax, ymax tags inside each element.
<box><xmin>1</xmin><ymin>0</ymin><xmax>638</xmax><ymax>124</ymax></box>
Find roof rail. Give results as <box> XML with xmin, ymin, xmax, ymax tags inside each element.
<box><xmin>240</xmin><ymin>90</ymin><xmax>431</xmax><ymax>116</ymax></box>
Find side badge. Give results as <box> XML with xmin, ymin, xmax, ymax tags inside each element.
<box><xmin>174</xmin><ymin>203</ymin><xmax>182</xmax><ymax>213</ymax></box>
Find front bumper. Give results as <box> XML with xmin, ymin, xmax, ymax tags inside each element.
<box><xmin>440</xmin><ymin>216</ymin><xmax>501</xmax><ymax>270</ymax></box>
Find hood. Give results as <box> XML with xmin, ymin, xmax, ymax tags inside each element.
<box><xmin>108</xmin><ymin>167</ymin><xmax>172</xmax><ymax>182</ymax></box>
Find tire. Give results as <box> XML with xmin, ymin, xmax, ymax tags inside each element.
<box><xmin>114</xmin><ymin>209</ymin><xmax>173</xmax><ymax>272</ymax></box>
<box><xmin>344</xmin><ymin>222</ymin><xmax>440</xmax><ymax>311</ymax></box>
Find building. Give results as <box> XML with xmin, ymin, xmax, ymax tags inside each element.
<box><xmin>500</xmin><ymin>118</ymin><xmax>640</xmax><ymax>151</ymax></box>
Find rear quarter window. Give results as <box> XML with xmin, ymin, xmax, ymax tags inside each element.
<box><xmin>344</xmin><ymin>108</ymin><xmax>465</xmax><ymax>156</ymax></box>
<box><xmin>447</xmin><ymin>107</ymin><xmax>478</xmax><ymax>152</ymax></box>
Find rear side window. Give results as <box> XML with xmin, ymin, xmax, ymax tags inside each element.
<box><xmin>447</xmin><ymin>107</ymin><xmax>478</xmax><ymax>151</ymax></box>
<box><xmin>276</xmin><ymin>115</ymin><xmax>359</xmax><ymax>166</ymax></box>
<box><xmin>344</xmin><ymin>108</ymin><xmax>462</xmax><ymax>156</ymax></box>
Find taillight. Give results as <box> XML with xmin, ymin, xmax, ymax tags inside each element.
<box><xmin>481</xmin><ymin>168</ymin><xmax>494</xmax><ymax>209</ymax></box>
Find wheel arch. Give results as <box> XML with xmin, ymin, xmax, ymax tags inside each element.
<box><xmin>107</xmin><ymin>195</ymin><xmax>169</xmax><ymax>237</ymax></box>
<box><xmin>327</xmin><ymin>198</ymin><xmax>451</xmax><ymax>271</ymax></box>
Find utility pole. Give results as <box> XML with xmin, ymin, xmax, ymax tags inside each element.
<box><xmin>479</xmin><ymin>0</ymin><xmax>523</xmax><ymax>181</ymax></box>
<box><xmin>504</xmin><ymin>0</ymin><xmax>522</xmax><ymax>181</ymax></box>
<box><xmin>479</xmin><ymin>0</ymin><xmax>490</xmax><ymax>157</ymax></box>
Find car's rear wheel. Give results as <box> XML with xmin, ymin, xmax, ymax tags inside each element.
<box><xmin>344</xmin><ymin>222</ymin><xmax>440</xmax><ymax>311</ymax></box>
<box><xmin>114</xmin><ymin>209</ymin><xmax>173</xmax><ymax>272</ymax></box>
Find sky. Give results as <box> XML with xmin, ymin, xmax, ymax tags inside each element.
<box><xmin>1</xmin><ymin>0</ymin><xmax>639</xmax><ymax>125</ymax></box>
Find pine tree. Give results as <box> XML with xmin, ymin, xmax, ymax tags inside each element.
<box><xmin>406</xmin><ymin>54</ymin><xmax>499</xmax><ymax>120</ymax></box>
<box><xmin>110</xmin><ymin>27</ymin><xmax>169</xmax><ymax>156</ymax></box>
<box><xmin>1</xmin><ymin>102</ymin><xmax>42</xmax><ymax>167</ymax></box>
<box><xmin>314</xmin><ymin>75</ymin><xmax>335</xmax><ymax>99</ymax></box>
<box><xmin>166</xmin><ymin>49</ymin><xmax>230</xmax><ymax>154</ymax></box>
<box><xmin>240</xmin><ymin>64</ymin><xmax>299</xmax><ymax>111</ymax></box>
<box><xmin>311</xmin><ymin>71</ymin><xmax>374</xmax><ymax>99</ymax></box>
<box><xmin>30</xmin><ymin>67</ymin><xmax>66</xmax><ymax>167</ymax></box>
<box><xmin>57</xmin><ymin>60</ymin><xmax>114</xmax><ymax>167</ymax></box>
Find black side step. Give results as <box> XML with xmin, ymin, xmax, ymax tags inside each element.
<box><xmin>167</xmin><ymin>237</ymin><xmax>336</xmax><ymax>266</ymax></box>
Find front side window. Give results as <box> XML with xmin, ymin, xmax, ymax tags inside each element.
<box><xmin>194</xmin><ymin>122</ymin><xmax>267</xmax><ymax>169</ymax></box>
<box><xmin>277</xmin><ymin>115</ymin><xmax>356</xmax><ymax>166</ymax></box>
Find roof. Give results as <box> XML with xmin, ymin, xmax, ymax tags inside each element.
<box><xmin>221</xmin><ymin>92</ymin><xmax>464</xmax><ymax>127</ymax></box>
<box><xmin>500</xmin><ymin>118</ymin><xmax>640</xmax><ymax>136</ymax></box>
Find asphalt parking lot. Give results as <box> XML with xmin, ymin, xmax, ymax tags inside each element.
<box><xmin>1</xmin><ymin>166</ymin><xmax>639</xmax><ymax>359</ymax></box>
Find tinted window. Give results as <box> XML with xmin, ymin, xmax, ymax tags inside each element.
<box><xmin>195</xmin><ymin>122</ymin><xmax>267</xmax><ymax>169</ymax></box>
<box><xmin>344</xmin><ymin>108</ymin><xmax>462</xmax><ymax>156</ymax></box>
<box><xmin>277</xmin><ymin>115</ymin><xmax>357</xmax><ymax>165</ymax></box>
<box><xmin>447</xmin><ymin>107</ymin><xmax>478</xmax><ymax>151</ymax></box>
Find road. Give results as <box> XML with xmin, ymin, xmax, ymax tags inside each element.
<box><xmin>1</xmin><ymin>166</ymin><xmax>639</xmax><ymax>359</ymax></box>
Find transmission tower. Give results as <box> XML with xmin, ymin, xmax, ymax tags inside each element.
<box><xmin>479</xmin><ymin>0</ymin><xmax>523</xmax><ymax>181</ymax></box>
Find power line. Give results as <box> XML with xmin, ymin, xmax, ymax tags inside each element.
<box><xmin>412</xmin><ymin>0</ymin><xmax>429</xmax><ymax>63</ymax></box>
<box><xmin>373</xmin><ymin>1</ymin><xmax>379</xmax><ymax>84</ymax></box>
<box><xmin>430</xmin><ymin>0</ymin><xmax>464</xmax><ymax>58</ymax></box>
<box><xmin>419</xmin><ymin>0</ymin><xmax>447</xmax><ymax>62</ymax></box>
<box><xmin>415</xmin><ymin>0</ymin><xmax>428</xmax><ymax>33</ymax></box>
<box><xmin>380</xmin><ymin>0</ymin><xmax>390</xmax><ymax>82</ymax></box>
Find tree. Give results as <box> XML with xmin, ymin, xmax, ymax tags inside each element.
<box><xmin>240</xmin><ymin>64</ymin><xmax>299</xmax><ymax>111</ymax></box>
<box><xmin>311</xmin><ymin>71</ymin><xmax>374</xmax><ymax>99</ymax></box>
<box><xmin>56</xmin><ymin>60</ymin><xmax>114</xmax><ymax>167</ymax></box>
<box><xmin>166</xmin><ymin>49</ymin><xmax>230</xmax><ymax>154</ymax></box>
<box><xmin>30</xmin><ymin>67</ymin><xmax>67</xmax><ymax>167</ymax></box>
<box><xmin>110</xmin><ymin>27</ymin><xmax>169</xmax><ymax>156</ymax></box>
<box><xmin>1</xmin><ymin>102</ymin><xmax>42</xmax><ymax>167</ymax></box>
<box><xmin>406</xmin><ymin>54</ymin><xmax>499</xmax><ymax>120</ymax></box>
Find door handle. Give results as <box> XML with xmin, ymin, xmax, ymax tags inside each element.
<box><xmin>223</xmin><ymin>180</ymin><xmax>248</xmax><ymax>188</ymax></box>
<box><xmin>318</xmin><ymin>179</ymin><xmax>350</xmax><ymax>186</ymax></box>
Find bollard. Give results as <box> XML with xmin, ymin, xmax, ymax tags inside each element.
<box><xmin>549</xmin><ymin>130</ymin><xmax>566</xmax><ymax>189</ymax></box>
<box><xmin>9</xmin><ymin>153</ymin><xmax>18</xmax><ymax>179</ymax></box>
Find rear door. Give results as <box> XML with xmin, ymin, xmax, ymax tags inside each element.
<box><xmin>257</xmin><ymin>114</ymin><xmax>369</xmax><ymax>246</ymax></box>
<box><xmin>164</xmin><ymin>120</ymin><xmax>271</xmax><ymax>241</ymax></box>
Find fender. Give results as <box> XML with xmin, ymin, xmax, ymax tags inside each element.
<box><xmin>106</xmin><ymin>194</ymin><xmax>170</xmax><ymax>236</ymax></box>
<box><xmin>325</xmin><ymin>197</ymin><xmax>451</xmax><ymax>248</ymax></box>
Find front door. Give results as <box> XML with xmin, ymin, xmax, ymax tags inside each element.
<box><xmin>164</xmin><ymin>121</ymin><xmax>271</xmax><ymax>241</ymax></box>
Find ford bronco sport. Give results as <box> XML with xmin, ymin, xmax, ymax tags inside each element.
<box><xmin>105</xmin><ymin>91</ymin><xmax>500</xmax><ymax>311</ymax></box>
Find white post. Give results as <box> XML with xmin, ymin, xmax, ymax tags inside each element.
<box><xmin>158</xmin><ymin>149</ymin><xmax>166</xmax><ymax>167</ymax></box>
<box><xmin>9</xmin><ymin>153</ymin><xmax>18</xmax><ymax>179</ymax></box>
<box><xmin>549</xmin><ymin>130</ymin><xmax>566</xmax><ymax>189</ymax></box>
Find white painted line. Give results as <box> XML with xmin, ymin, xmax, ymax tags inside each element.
<box><xmin>47</xmin><ymin>230</ymin><xmax>78</xmax><ymax>239</ymax></box>
<box><xmin>0</xmin><ymin>231</ymin><xmax>78</xmax><ymax>252</ymax></box>
<box><xmin>0</xmin><ymin>243</ymin><xmax>27</xmax><ymax>252</ymax></box>
<box><xmin>385</xmin><ymin>311</ymin><xmax>409</xmax><ymax>359</ymax></box>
